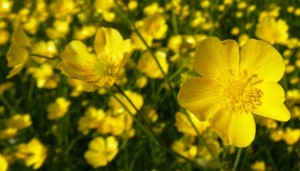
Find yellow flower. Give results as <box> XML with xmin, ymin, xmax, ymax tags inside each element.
<box><xmin>6</xmin><ymin>23</ymin><xmax>30</xmax><ymax>78</ymax></box>
<box><xmin>84</xmin><ymin>136</ymin><xmax>119</xmax><ymax>168</ymax></box>
<box><xmin>16</xmin><ymin>138</ymin><xmax>47</xmax><ymax>170</ymax></box>
<box><xmin>175</xmin><ymin>111</ymin><xmax>210</xmax><ymax>136</ymax></box>
<box><xmin>0</xmin><ymin>154</ymin><xmax>8</xmax><ymax>171</ymax></box>
<box><xmin>251</xmin><ymin>161</ymin><xmax>266</xmax><ymax>171</ymax></box>
<box><xmin>283</xmin><ymin>127</ymin><xmax>300</xmax><ymax>145</ymax></box>
<box><xmin>178</xmin><ymin>37</ymin><xmax>290</xmax><ymax>147</ymax></box>
<box><xmin>108</xmin><ymin>90</ymin><xmax>143</xmax><ymax>115</ymax></box>
<box><xmin>47</xmin><ymin>97</ymin><xmax>70</xmax><ymax>120</ymax></box>
<box><xmin>137</xmin><ymin>50</ymin><xmax>169</xmax><ymax>79</ymax></box>
<box><xmin>255</xmin><ymin>16</ymin><xmax>288</xmax><ymax>45</ymax></box>
<box><xmin>5</xmin><ymin>114</ymin><xmax>32</xmax><ymax>130</ymax></box>
<box><xmin>0</xmin><ymin>128</ymin><xmax>17</xmax><ymax>139</ymax></box>
<box><xmin>77</xmin><ymin>107</ymin><xmax>106</xmax><ymax>135</ymax></box>
<box><xmin>58</xmin><ymin>27</ymin><xmax>133</xmax><ymax>87</ymax></box>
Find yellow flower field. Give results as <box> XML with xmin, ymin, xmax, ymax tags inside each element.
<box><xmin>0</xmin><ymin>0</ymin><xmax>299</xmax><ymax>170</ymax></box>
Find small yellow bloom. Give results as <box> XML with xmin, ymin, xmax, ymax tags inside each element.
<box><xmin>175</xmin><ymin>111</ymin><xmax>210</xmax><ymax>136</ymax></box>
<box><xmin>137</xmin><ymin>50</ymin><xmax>169</xmax><ymax>79</ymax></box>
<box><xmin>5</xmin><ymin>114</ymin><xmax>32</xmax><ymax>130</ymax></box>
<box><xmin>251</xmin><ymin>161</ymin><xmax>266</xmax><ymax>171</ymax></box>
<box><xmin>47</xmin><ymin>97</ymin><xmax>70</xmax><ymax>120</ymax></box>
<box><xmin>78</xmin><ymin>107</ymin><xmax>106</xmax><ymax>135</ymax></box>
<box><xmin>0</xmin><ymin>128</ymin><xmax>17</xmax><ymax>139</ymax></box>
<box><xmin>108</xmin><ymin>90</ymin><xmax>143</xmax><ymax>115</ymax></box>
<box><xmin>84</xmin><ymin>136</ymin><xmax>119</xmax><ymax>168</ymax></box>
<box><xmin>283</xmin><ymin>127</ymin><xmax>300</xmax><ymax>145</ymax></box>
<box><xmin>178</xmin><ymin>37</ymin><xmax>290</xmax><ymax>147</ymax></box>
<box><xmin>0</xmin><ymin>154</ymin><xmax>8</xmax><ymax>171</ymax></box>
<box><xmin>256</xmin><ymin>16</ymin><xmax>288</xmax><ymax>45</ymax></box>
<box><xmin>6</xmin><ymin>23</ymin><xmax>31</xmax><ymax>78</ymax></box>
<box><xmin>16</xmin><ymin>138</ymin><xmax>47</xmax><ymax>170</ymax></box>
<box><xmin>58</xmin><ymin>27</ymin><xmax>133</xmax><ymax>88</ymax></box>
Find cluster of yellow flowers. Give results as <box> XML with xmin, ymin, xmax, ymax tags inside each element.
<box><xmin>0</xmin><ymin>0</ymin><xmax>299</xmax><ymax>170</ymax></box>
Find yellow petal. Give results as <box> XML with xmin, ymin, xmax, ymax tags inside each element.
<box><xmin>6</xmin><ymin>43</ymin><xmax>29</xmax><ymax>67</ymax></box>
<box><xmin>253</xmin><ymin>81</ymin><xmax>290</xmax><ymax>121</ymax></box>
<box><xmin>211</xmin><ymin>110</ymin><xmax>255</xmax><ymax>147</ymax></box>
<box><xmin>12</xmin><ymin>24</ymin><xmax>31</xmax><ymax>47</ymax></box>
<box><xmin>194</xmin><ymin>37</ymin><xmax>239</xmax><ymax>78</ymax></box>
<box><xmin>94</xmin><ymin>27</ymin><xmax>123</xmax><ymax>57</ymax></box>
<box><xmin>178</xmin><ymin>77</ymin><xmax>220</xmax><ymax>121</ymax></box>
<box><xmin>60</xmin><ymin>40</ymin><xmax>95</xmax><ymax>66</ymax></box>
<box><xmin>240</xmin><ymin>39</ymin><xmax>285</xmax><ymax>82</ymax></box>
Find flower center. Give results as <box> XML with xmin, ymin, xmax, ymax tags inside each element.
<box><xmin>220</xmin><ymin>70</ymin><xmax>263</xmax><ymax>113</ymax></box>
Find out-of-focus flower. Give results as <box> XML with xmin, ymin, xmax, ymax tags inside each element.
<box><xmin>175</xmin><ymin>111</ymin><xmax>210</xmax><ymax>136</ymax></box>
<box><xmin>5</xmin><ymin>114</ymin><xmax>32</xmax><ymax>130</ymax></box>
<box><xmin>0</xmin><ymin>0</ymin><xmax>13</xmax><ymax>17</ymax></box>
<box><xmin>0</xmin><ymin>29</ymin><xmax>9</xmax><ymax>45</ymax></box>
<box><xmin>6</xmin><ymin>23</ymin><xmax>31</xmax><ymax>78</ymax></box>
<box><xmin>29</xmin><ymin>63</ymin><xmax>59</xmax><ymax>89</ymax></box>
<box><xmin>84</xmin><ymin>136</ymin><xmax>119</xmax><ymax>168</ymax></box>
<box><xmin>78</xmin><ymin>107</ymin><xmax>106</xmax><ymax>135</ymax></box>
<box><xmin>171</xmin><ymin>138</ymin><xmax>198</xmax><ymax>161</ymax></box>
<box><xmin>143</xmin><ymin>3</ymin><xmax>163</xmax><ymax>16</ymax></box>
<box><xmin>47</xmin><ymin>97</ymin><xmax>70</xmax><ymax>120</ymax></box>
<box><xmin>0</xmin><ymin>154</ymin><xmax>8</xmax><ymax>171</ymax></box>
<box><xmin>270</xmin><ymin>129</ymin><xmax>284</xmax><ymax>142</ymax></box>
<box><xmin>16</xmin><ymin>138</ymin><xmax>47</xmax><ymax>170</ymax></box>
<box><xmin>0</xmin><ymin>82</ymin><xmax>13</xmax><ymax>95</ymax></box>
<box><xmin>108</xmin><ymin>90</ymin><xmax>143</xmax><ymax>115</ymax></box>
<box><xmin>68</xmin><ymin>78</ymin><xmax>98</xmax><ymax>96</ymax></box>
<box><xmin>251</xmin><ymin>161</ymin><xmax>266</xmax><ymax>171</ymax></box>
<box><xmin>256</xmin><ymin>15</ymin><xmax>288</xmax><ymax>45</ymax></box>
<box><xmin>137</xmin><ymin>50</ymin><xmax>169</xmax><ymax>79</ymax></box>
<box><xmin>46</xmin><ymin>19</ymin><xmax>71</xmax><ymax>39</ymax></box>
<box><xmin>31</xmin><ymin>41</ymin><xmax>57</xmax><ymax>63</ymax></box>
<box><xmin>178</xmin><ymin>37</ymin><xmax>290</xmax><ymax>147</ymax></box>
<box><xmin>283</xmin><ymin>127</ymin><xmax>300</xmax><ymax>145</ymax></box>
<box><xmin>58</xmin><ymin>27</ymin><xmax>134</xmax><ymax>88</ymax></box>
<box><xmin>50</xmin><ymin>0</ymin><xmax>76</xmax><ymax>19</ymax></box>
<box><xmin>0</xmin><ymin>128</ymin><xmax>17</xmax><ymax>139</ymax></box>
<box><xmin>73</xmin><ymin>25</ymin><xmax>97</xmax><ymax>40</ymax></box>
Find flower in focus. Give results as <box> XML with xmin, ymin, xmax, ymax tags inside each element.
<box><xmin>57</xmin><ymin>27</ymin><xmax>134</xmax><ymax>88</ymax></box>
<box><xmin>84</xmin><ymin>136</ymin><xmax>119</xmax><ymax>168</ymax></box>
<box><xmin>16</xmin><ymin>138</ymin><xmax>47</xmax><ymax>170</ymax></box>
<box><xmin>47</xmin><ymin>97</ymin><xmax>70</xmax><ymax>120</ymax></box>
<box><xmin>178</xmin><ymin>37</ymin><xmax>290</xmax><ymax>147</ymax></box>
<box><xmin>0</xmin><ymin>154</ymin><xmax>8</xmax><ymax>171</ymax></box>
<box><xmin>6</xmin><ymin>23</ymin><xmax>31</xmax><ymax>78</ymax></box>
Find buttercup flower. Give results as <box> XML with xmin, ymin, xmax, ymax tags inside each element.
<box><xmin>6</xmin><ymin>23</ymin><xmax>31</xmax><ymax>78</ymax></box>
<box><xmin>178</xmin><ymin>37</ymin><xmax>290</xmax><ymax>147</ymax></box>
<box><xmin>47</xmin><ymin>97</ymin><xmax>70</xmax><ymax>120</ymax></box>
<box><xmin>57</xmin><ymin>27</ymin><xmax>133</xmax><ymax>87</ymax></box>
<box><xmin>16</xmin><ymin>138</ymin><xmax>47</xmax><ymax>170</ymax></box>
<box><xmin>84</xmin><ymin>136</ymin><xmax>119</xmax><ymax>168</ymax></box>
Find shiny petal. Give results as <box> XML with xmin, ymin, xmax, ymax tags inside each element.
<box><xmin>178</xmin><ymin>77</ymin><xmax>220</xmax><ymax>121</ymax></box>
<box><xmin>94</xmin><ymin>27</ymin><xmax>124</xmax><ymax>57</ymax></box>
<box><xmin>194</xmin><ymin>37</ymin><xmax>240</xmax><ymax>78</ymax></box>
<box><xmin>12</xmin><ymin>24</ymin><xmax>31</xmax><ymax>47</ymax></box>
<box><xmin>240</xmin><ymin>39</ymin><xmax>285</xmax><ymax>82</ymax></box>
<box><xmin>6</xmin><ymin>43</ymin><xmax>29</xmax><ymax>67</ymax></box>
<box><xmin>253</xmin><ymin>81</ymin><xmax>290</xmax><ymax>121</ymax></box>
<box><xmin>211</xmin><ymin>110</ymin><xmax>256</xmax><ymax>147</ymax></box>
<box><xmin>60</xmin><ymin>40</ymin><xmax>95</xmax><ymax>66</ymax></box>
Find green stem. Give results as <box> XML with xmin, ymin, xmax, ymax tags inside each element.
<box><xmin>265</xmin><ymin>149</ymin><xmax>278</xmax><ymax>171</ymax></box>
<box><xmin>232</xmin><ymin>148</ymin><xmax>243</xmax><ymax>171</ymax></box>
<box><xmin>31</xmin><ymin>54</ymin><xmax>54</xmax><ymax>60</ymax></box>
<box><xmin>0</xmin><ymin>95</ymin><xmax>15</xmax><ymax>113</ymax></box>
<box><xmin>183</xmin><ymin>110</ymin><xmax>219</xmax><ymax>162</ymax></box>
<box><xmin>110</xmin><ymin>85</ymin><xmax>201</xmax><ymax>165</ymax></box>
